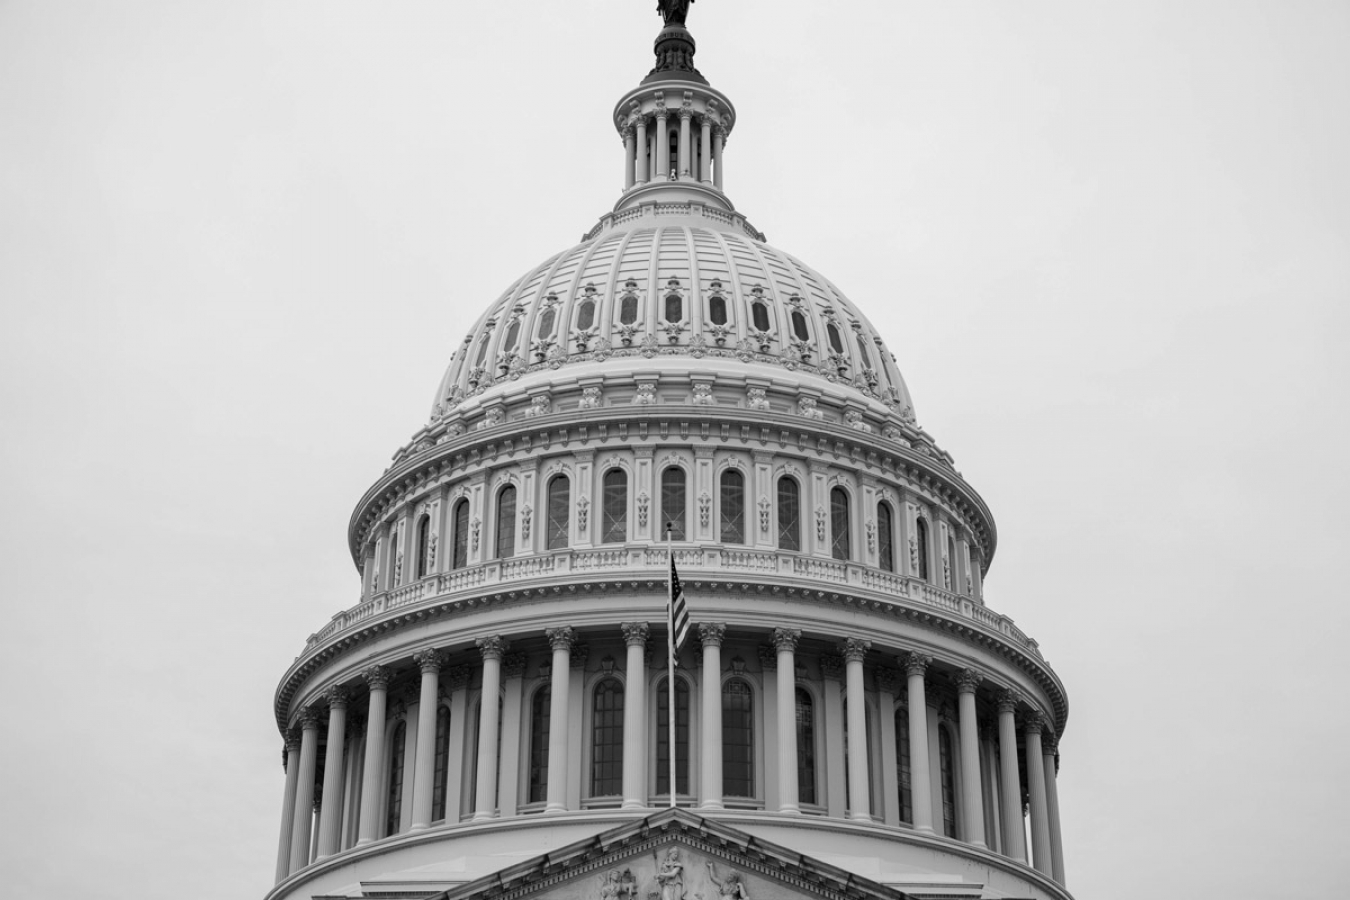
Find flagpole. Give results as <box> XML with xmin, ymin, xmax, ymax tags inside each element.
<box><xmin>666</xmin><ymin>523</ymin><xmax>677</xmax><ymax>809</ymax></box>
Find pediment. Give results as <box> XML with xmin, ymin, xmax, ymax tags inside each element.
<box><xmin>430</xmin><ymin>809</ymin><xmax>910</xmax><ymax>900</ymax></box>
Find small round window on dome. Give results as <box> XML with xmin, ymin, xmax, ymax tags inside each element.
<box><xmin>827</xmin><ymin>322</ymin><xmax>844</xmax><ymax>354</ymax></box>
<box><xmin>620</xmin><ymin>294</ymin><xmax>638</xmax><ymax>325</ymax></box>
<box><xmin>665</xmin><ymin>294</ymin><xmax>682</xmax><ymax>323</ymax></box>
<box><xmin>577</xmin><ymin>299</ymin><xmax>596</xmax><ymax>330</ymax></box>
<box><xmin>709</xmin><ymin>294</ymin><xmax>727</xmax><ymax>325</ymax></box>
<box><xmin>751</xmin><ymin>301</ymin><xmax>770</xmax><ymax>332</ymax></box>
<box><xmin>791</xmin><ymin>310</ymin><xmax>810</xmax><ymax>341</ymax></box>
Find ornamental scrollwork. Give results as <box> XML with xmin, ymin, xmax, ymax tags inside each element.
<box><xmin>698</xmin><ymin>492</ymin><xmax>711</xmax><ymax>528</ymax></box>
<box><xmin>746</xmin><ymin>387</ymin><xmax>770</xmax><ymax>410</ymax></box>
<box><xmin>798</xmin><ymin>396</ymin><xmax>824</xmax><ymax>420</ymax></box>
<box><xmin>470</xmin><ymin>518</ymin><xmax>481</xmax><ymax>553</ymax></box>
<box><xmin>577</xmin><ymin>497</ymin><xmax>590</xmax><ymax>534</ymax></box>
<box><xmin>689</xmin><ymin>383</ymin><xmax>714</xmax><ymax>405</ymax></box>
<box><xmin>758</xmin><ymin>496</ymin><xmax>771</xmax><ymax>533</ymax></box>
<box><xmin>579</xmin><ymin>386</ymin><xmax>602</xmax><ymax>409</ymax></box>
<box><xmin>637</xmin><ymin>492</ymin><xmax>650</xmax><ymax>528</ymax></box>
<box><xmin>632</xmin><ymin>382</ymin><xmax>657</xmax><ymax>405</ymax></box>
<box><xmin>815</xmin><ymin>506</ymin><xmax>827</xmax><ymax>542</ymax></box>
<box><xmin>521</xmin><ymin>504</ymin><xmax>533</xmax><ymax>541</ymax></box>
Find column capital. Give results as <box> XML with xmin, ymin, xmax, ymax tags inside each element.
<box><xmin>620</xmin><ymin>622</ymin><xmax>650</xmax><ymax>646</ymax></box>
<box><xmin>546</xmin><ymin>626</ymin><xmax>576</xmax><ymax>652</ymax></box>
<box><xmin>874</xmin><ymin>667</ymin><xmax>900</xmax><ymax>693</ymax></box>
<box><xmin>900</xmin><ymin>652</ymin><xmax>933</xmax><ymax>676</ymax></box>
<box><xmin>324</xmin><ymin>686</ymin><xmax>351</xmax><ymax>710</ymax></box>
<box><xmin>819</xmin><ymin>653</ymin><xmax>844</xmax><ymax>681</ymax></box>
<box><xmin>284</xmin><ymin>734</ymin><xmax>302</xmax><ymax>753</ymax></box>
<box><xmin>996</xmin><ymin>688</ymin><xmax>1023</xmax><ymax>714</ymax></box>
<box><xmin>620</xmin><ymin>124</ymin><xmax>634</xmax><ymax>141</ymax></box>
<box><xmin>678</xmin><ymin>106</ymin><xmax>694</xmax><ymax>121</ymax></box>
<box><xmin>449</xmin><ymin>665</ymin><xmax>473</xmax><ymax>690</ymax></box>
<box><xmin>502</xmin><ymin>652</ymin><xmax>528</xmax><ymax>679</ymax></box>
<box><xmin>772</xmin><ymin>627</ymin><xmax>802</xmax><ymax>652</ymax></box>
<box><xmin>1041</xmin><ymin>729</ymin><xmax>1058</xmax><ymax>755</ymax></box>
<box><xmin>1021</xmin><ymin>710</ymin><xmax>1046</xmax><ymax>734</ymax></box>
<box><xmin>840</xmin><ymin>637</ymin><xmax>871</xmax><ymax>662</ymax></box>
<box><xmin>476</xmin><ymin>635</ymin><xmax>509</xmax><ymax>660</ymax></box>
<box><xmin>297</xmin><ymin>705</ymin><xmax>322</xmax><ymax>730</ymax></box>
<box><xmin>414</xmin><ymin>648</ymin><xmax>445</xmax><ymax>674</ymax></box>
<box><xmin>698</xmin><ymin>622</ymin><xmax>726</xmax><ymax>647</ymax></box>
<box><xmin>362</xmin><ymin>664</ymin><xmax>392</xmax><ymax>690</ymax></box>
<box><xmin>955</xmin><ymin>668</ymin><xmax>982</xmax><ymax>694</ymax></box>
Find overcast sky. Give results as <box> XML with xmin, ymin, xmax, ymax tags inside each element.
<box><xmin>1</xmin><ymin>2</ymin><xmax>1347</xmax><ymax>898</ymax></box>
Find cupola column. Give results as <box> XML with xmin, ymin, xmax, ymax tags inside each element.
<box><xmin>903</xmin><ymin>653</ymin><xmax>935</xmax><ymax>832</ymax></box>
<box><xmin>712</xmin><ymin>126</ymin><xmax>725</xmax><ymax>190</ymax></box>
<box><xmin>843</xmin><ymin>638</ymin><xmax>872</xmax><ymax>820</ymax></box>
<box><xmin>621</xmin><ymin>623</ymin><xmax>650</xmax><ymax>808</ymax></box>
<box><xmin>678</xmin><ymin>108</ymin><xmax>693</xmax><ymax>179</ymax></box>
<box><xmin>1043</xmin><ymin>733</ymin><xmax>1066</xmax><ymax>884</ymax></box>
<box><xmin>1024</xmin><ymin>712</ymin><xmax>1054</xmax><ymax>876</ymax></box>
<box><xmin>635</xmin><ymin>118</ymin><xmax>649</xmax><ymax>184</ymax></box>
<box><xmin>287</xmin><ymin>707</ymin><xmax>321</xmax><ymax>873</ymax></box>
<box><xmin>699</xmin><ymin>117</ymin><xmax>712</xmax><ymax>182</ymax></box>
<box><xmin>274</xmin><ymin>735</ymin><xmax>302</xmax><ymax>883</ymax></box>
<box><xmin>623</xmin><ymin>126</ymin><xmax>636</xmax><ymax>190</ymax></box>
<box><xmin>409</xmin><ymin>649</ymin><xmax>445</xmax><ymax>830</ymax></box>
<box><xmin>955</xmin><ymin>670</ymin><xmax>987</xmax><ymax>848</ymax></box>
<box><xmin>655</xmin><ymin>108</ymin><xmax>670</xmax><ymax>178</ymax></box>
<box><xmin>996</xmin><ymin>690</ymin><xmax>1028</xmax><ymax>862</ymax></box>
<box><xmin>698</xmin><ymin>623</ymin><xmax>726</xmax><ymax>809</ymax></box>
<box><xmin>473</xmin><ymin>636</ymin><xmax>508</xmax><ymax>820</ymax></box>
<box><xmin>316</xmin><ymin>687</ymin><xmax>350</xmax><ymax>857</ymax></box>
<box><xmin>773</xmin><ymin>628</ymin><xmax>802</xmax><ymax>814</ymax></box>
<box><xmin>545</xmin><ymin>628</ymin><xmax>574</xmax><ymax>812</ymax></box>
<box><xmin>356</xmin><ymin>666</ymin><xmax>391</xmax><ymax>846</ymax></box>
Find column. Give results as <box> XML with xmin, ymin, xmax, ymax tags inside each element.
<box><xmin>712</xmin><ymin>126</ymin><xmax>724</xmax><ymax>190</ymax></box>
<box><xmin>699</xmin><ymin>623</ymin><xmax>726</xmax><ymax>809</ymax></box>
<box><xmin>409</xmin><ymin>648</ymin><xmax>444</xmax><ymax>830</ymax></box>
<box><xmin>473</xmin><ymin>635</ymin><xmax>507</xmax><ymax>821</ymax></box>
<box><xmin>655</xmin><ymin>110</ymin><xmax>670</xmax><ymax>179</ymax></box>
<box><xmin>955</xmin><ymin>670</ymin><xmax>987</xmax><ymax>848</ymax></box>
<box><xmin>678</xmin><ymin>109</ymin><xmax>692</xmax><ymax>178</ymax></box>
<box><xmin>566</xmin><ymin>642</ymin><xmax>588</xmax><ymax>809</ymax></box>
<box><xmin>773</xmin><ymin>628</ymin><xmax>801</xmax><ymax>813</ymax></box>
<box><xmin>544</xmin><ymin>627</ymin><xmax>574</xmax><ymax>812</ymax></box>
<box><xmin>316</xmin><ymin>687</ymin><xmax>350</xmax><ymax>857</ymax></box>
<box><xmin>621</xmin><ymin>623</ymin><xmax>650</xmax><ymax>809</ymax></box>
<box><xmin>699</xmin><ymin>117</ymin><xmax>712</xmax><ymax>182</ymax></box>
<box><xmin>623</xmin><ymin>126</ymin><xmax>636</xmax><ymax>190</ymax></box>
<box><xmin>997</xmin><ymin>689</ymin><xmax>1027</xmax><ymax>862</ymax></box>
<box><xmin>635</xmin><ymin>118</ymin><xmax>649</xmax><ymax>184</ymax></box>
<box><xmin>356</xmin><ymin>666</ymin><xmax>391</xmax><ymax>845</ymax></box>
<box><xmin>274</xmin><ymin>735</ymin><xmax>301</xmax><ymax>883</ymax></box>
<box><xmin>1043</xmin><ymin>732</ymin><xmax>1066</xmax><ymax>884</ymax></box>
<box><xmin>902</xmin><ymin>653</ymin><xmax>934</xmax><ymax>833</ymax></box>
<box><xmin>288</xmin><ymin>707</ymin><xmax>321</xmax><ymax>873</ymax></box>
<box><xmin>875</xmin><ymin>668</ymin><xmax>901</xmax><ymax>826</ymax></box>
<box><xmin>1024</xmin><ymin>711</ymin><xmax>1053</xmax><ymax>875</ymax></box>
<box><xmin>843</xmin><ymin>638</ymin><xmax>872</xmax><ymax>820</ymax></box>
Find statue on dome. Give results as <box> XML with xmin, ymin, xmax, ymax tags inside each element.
<box><xmin>657</xmin><ymin>0</ymin><xmax>694</xmax><ymax>27</ymax></box>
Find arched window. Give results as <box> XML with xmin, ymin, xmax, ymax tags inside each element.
<box><xmin>664</xmin><ymin>294</ymin><xmax>682</xmax><ymax>323</ymax></box>
<box><xmin>387</xmin><ymin>529</ymin><xmax>401</xmax><ymax>588</ymax></box>
<box><xmin>709</xmin><ymin>294</ymin><xmax>728</xmax><ymax>325</ymax></box>
<box><xmin>661</xmin><ymin>467</ymin><xmax>687</xmax><ymax>540</ymax></box>
<box><xmin>723</xmin><ymin>679</ymin><xmax>754</xmax><ymax>797</ymax></box>
<box><xmin>656</xmin><ymin>677</ymin><xmax>690</xmax><ymax>796</ymax></box>
<box><xmin>386</xmin><ymin>720</ymin><xmax>407</xmax><ymax>836</ymax></box>
<box><xmin>791</xmin><ymin>310</ymin><xmax>810</xmax><ymax>341</ymax></box>
<box><xmin>830</xmin><ymin>487</ymin><xmax>850</xmax><ymax>561</ymax></box>
<box><xmin>619</xmin><ymin>293</ymin><xmax>638</xmax><ymax>325</ymax></box>
<box><xmin>777</xmin><ymin>477</ymin><xmax>801</xmax><ymax>551</ymax></box>
<box><xmin>877</xmin><ymin>503</ymin><xmax>894</xmax><ymax>572</ymax></box>
<box><xmin>528</xmin><ymin>687</ymin><xmax>550</xmax><ymax>804</ymax></box>
<box><xmin>719</xmin><ymin>469</ymin><xmax>745</xmax><ymax>544</ymax></box>
<box><xmin>795</xmin><ymin>687</ymin><xmax>817</xmax><ymax>805</ymax></box>
<box><xmin>591</xmin><ymin>678</ymin><xmax>624</xmax><ymax>796</ymax></box>
<box><xmin>916</xmin><ymin>517</ymin><xmax>930</xmax><ymax>581</ymax></box>
<box><xmin>602</xmin><ymin>469</ymin><xmax>627</xmax><ymax>544</ymax></box>
<box><xmin>432</xmin><ymin>705</ymin><xmax>450</xmax><ymax>821</ymax></box>
<box><xmin>495</xmin><ymin>485</ymin><xmax>516</xmax><ymax>559</ymax></box>
<box><xmin>939</xmin><ymin>725</ymin><xmax>958</xmax><ymax>837</ymax></box>
<box><xmin>827</xmin><ymin>322</ymin><xmax>844</xmax><ymax>354</ymax></box>
<box><xmin>895</xmin><ymin>706</ymin><xmax>912</xmax><ymax>824</ymax></box>
<box><xmin>546</xmin><ymin>476</ymin><xmax>570</xmax><ymax>550</ymax></box>
<box><xmin>536</xmin><ymin>306</ymin><xmax>556</xmax><ymax>339</ymax></box>
<box><xmin>946</xmin><ymin>534</ymin><xmax>958</xmax><ymax>590</ymax></box>
<box><xmin>416</xmin><ymin>514</ymin><xmax>432</xmax><ymax>579</ymax></box>
<box><xmin>576</xmin><ymin>298</ymin><xmax>596</xmax><ymax>331</ymax></box>
<box><xmin>751</xmin><ymin>301</ymin><xmax>770</xmax><ymax>332</ymax></box>
<box><xmin>452</xmin><ymin>499</ymin><xmax>469</xmax><ymax>570</ymax></box>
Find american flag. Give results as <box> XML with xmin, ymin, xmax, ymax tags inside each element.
<box><xmin>668</xmin><ymin>555</ymin><xmax>690</xmax><ymax>653</ymax></box>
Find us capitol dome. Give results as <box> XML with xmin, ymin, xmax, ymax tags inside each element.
<box><xmin>268</xmin><ymin>6</ymin><xmax>1073</xmax><ymax>900</ymax></box>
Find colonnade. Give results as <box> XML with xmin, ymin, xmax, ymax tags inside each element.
<box><xmin>622</xmin><ymin>110</ymin><xmax>724</xmax><ymax>190</ymax></box>
<box><xmin>274</xmin><ymin>624</ymin><xmax>1065</xmax><ymax>886</ymax></box>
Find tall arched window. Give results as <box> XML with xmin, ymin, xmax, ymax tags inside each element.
<box><xmin>916</xmin><ymin>517</ymin><xmax>930</xmax><ymax>581</ymax></box>
<box><xmin>877</xmin><ymin>503</ymin><xmax>894</xmax><ymax>572</ymax></box>
<box><xmin>661</xmin><ymin>467</ymin><xmax>687</xmax><ymax>540</ymax></box>
<box><xmin>387</xmin><ymin>528</ymin><xmax>401</xmax><ymax>588</ymax></box>
<box><xmin>830</xmin><ymin>487</ymin><xmax>851</xmax><ymax>561</ymax></box>
<box><xmin>895</xmin><ymin>706</ymin><xmax>912</xmax><ymax>824</ymax></box>
<box><xmin>602</xmin><ymin>469</ymin><xmax>627</xmax><ymax>544</ymax></box>
<box><xmin>777</xmin><ymin>477</ymin><xmax>801</xmax><ymax>551</ymax></box>
<box><xmin>452</xmin><ymin>499</ymin><xmax>469</xmax><ymax>569</ymax></box>
<box><xmin>591</xmin><ymin>678</ymin><xmax>624</xmax><ymax>796</ymax></box>
<box><xmin>656</xmin><ymin>677</ymin><xmax>690</xmax><ymax>796</ymax></box>
<box><xmin>386</xmin><ymin>720</ymin><xmax>407</xmax><ymax>837</ymax></box>
<box><xmin>546</xmin><ymin>475</ymin><xmax>570</xmax><ymax>550</ymax></box>
<box><xmin>432</xmin><ymin>705</ymin><xmax>450</xmax><ymax>821</ymax></box>
<box><xmin>723</xmin><ymin>679</ymin><xmax>754</xmax><ymax>798</ymax></box>
<box><xmin>495</xmin><ymin>485</ymin><xmax>516</xmax><ymax>558</ymax></box>
<box><xmin>528</xmin><ymin>686</ymin><xmax>550</xmax><ymax>804</ymax></box>
<box><xmin>416</xmin><ymin>515</ymin><xmax>432</xmax><ymax>579</ymax></box>
<box><xmin>946</xmin><ymin>534</ymin><xmax>958</xmax><ymax>590</ymax></box>
<box><xmin>719</xmin><ymin>469</ymin><xmax>745</xmax><ymax>544</ymax></box>
<box><xmin>939</xmin><ymin>725</ymin><xmax>958</xmax><ymax>837</ymax></box>
<box><xmin>795</xmin><ymin>687</ymin><xmax>817</xmax><ymax>805</ymax></box>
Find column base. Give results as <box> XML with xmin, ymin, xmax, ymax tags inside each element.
<box><xmin>544</xmin><ymin>804</ymin><xmax>567</xmax><ymax>814</ymax></box>
<box><xmin>621</xmin><ymin>800</ymin><xmax>647</xmax><ymax>810</ymax></box>
<box><xmin>471</xmin><ymin>811</ymin><xmax>496</xmax><ymax>822</ymax></box>
<box><xmin>846</xmin><ymin>811</ymin><xmax>874</xmax><ymax>822</ymax></box>
<box><xmin>408</xmin><ymin>823</ymin><xmax>429</xmax><ymax>832</ymax></box>
<box><xmin>777</xmin><ymin>804</ymin><xmax>802</xmax><ymax>815</ymax></box>
<box><xmin>699</xmin><ymin>801</ymin><xmax>725</xmax><ymax>811</ymax></box>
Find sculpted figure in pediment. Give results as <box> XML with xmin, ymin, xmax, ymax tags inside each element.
<box><xmin>706</xmin><ymin>862</ymin><xmax>749</xmax><ymax>900</ymax></box>
<box><xmin>654</xmin><ymin>847</ymin><xmax>686</xmax><ymax>900</ymax></box>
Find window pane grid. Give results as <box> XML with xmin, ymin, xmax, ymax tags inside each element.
<box><xmin>432</xmin><ymin>707</ymin><xmax>450</xmax><ymax>821</ymax></box>
<box><xmin>777</xmin><ymin>478</ymin><xmax>800</xmax><ymax>551</ymax></box>
<box><xmin>529</xmin><ymin>687</ymin><xmax>551</xmax><ymax>803</ymax></box>
<box><xmin>386</xmin><ymin>721</ymin><xmax>406</xmax><ymax>837</ymax></box>
<box><xmin>496</xmin><ymin>486</ymin><xmax>516</xmax><ymax>558</ymax></box>
<box><xmin>661</xmin><ymin>468</ymin><xmax>686</xmax><ymax>540</ymax></box>
<box><xmin>939</xmin><ymin>727</ymin><xmax>957</xmax><ymax>837</ymax></box>
<box><xmin>602</xmin><ymin>470</ymin><xmax>627</xmax><ymax>544</ymax></box>
<box><xmin>722</xmin><ymin>679</ymin><xmax>754</xmax><ymax>798</ymax></box>
<box><xmin>795</xmin><ymin>688</ymin><xmax>816</xmax><ymax>805</ymax></box>
<box><xmin>830</xmin><ymin>487</ymin><xmax>850</xmax><ymax>561</ymax></box>
<box><xmin>591</xmin><ymin>679</ymin><xmax>624</xmax><ymax>796</ymax></box>
<box><xmin>878</xmin><ymin>503</ymin><xmax>894</xmax><ymax>572</ymax></box>
<box><xmin>452</xmin><ymin>500</ymin><xmax>469</xmax><ymax>570</ymax></box>
<box><xmin>547</xmin><ymin>477</ymin><xmax>570</xmax><ymax>550</ymax></box>
<box><xmin>719</xmin><ymin>471</ymin><xmax>745</xmax><ymax>544</ymax></box>
<box><xmin>896</xmin><ymin>708</ymin><xmax>912</xmax><ymax>823</ymax></box>
<box><xmin>656</xmin><ymin>678</ymin><xmax>690</xmax><ymax>795</ymax></box>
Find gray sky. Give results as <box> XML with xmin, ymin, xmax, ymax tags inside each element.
<box><xmin>1</xmin><ymin>2</ymin><xmax>1346</xmax><ymax>898</ymax></box>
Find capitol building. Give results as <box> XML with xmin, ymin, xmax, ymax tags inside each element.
<box><xmin>267</xmin><ymin>7</ymin><xmax>1072</xmax><ymax>900</ymax></box>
